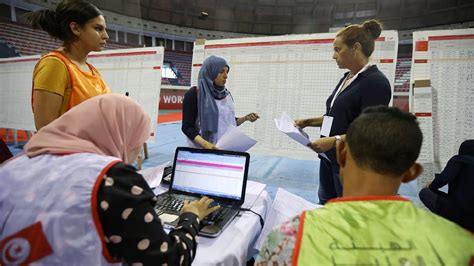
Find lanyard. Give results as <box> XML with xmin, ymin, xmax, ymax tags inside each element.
<box><xmin>329</xmin><ymin>63</ymin><xmax>372</xmax><ymax>109</ymax></box>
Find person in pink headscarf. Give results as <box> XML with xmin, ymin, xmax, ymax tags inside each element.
<box><xmin>0</xmin><ymin>94</ymin><xmax>219</xmax><ymax>265</ymax></box>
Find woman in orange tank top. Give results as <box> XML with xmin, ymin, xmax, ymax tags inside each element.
<box><xmin>27</xmin><ymin>0</ymin><xmax>110</xmax><ymax>130</ymax></box>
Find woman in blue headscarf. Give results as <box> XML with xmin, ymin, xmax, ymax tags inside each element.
<box><xmin>182</xmin><ymin>56</ymin><xmax>259</xmax><ymax>149</ymax></box>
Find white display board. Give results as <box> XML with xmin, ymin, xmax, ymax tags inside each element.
<box><xmin>412</xmin><ymin>81</ymin><xmax>435</xmax><ymax>190</ymax></box>
<box><xmin>191</xmin><ymin>32</ymin><xmax>398</xmax><ymax>158</ymax></box>
<box><xmin>0</xmin><ymin>47</ymin><xmax>164</xmax><ymax>141</ymax></box>
<box><xmin>411</xmin><ymin>29</ymin><xmax>474</xmax><ymax>172</ymax></box>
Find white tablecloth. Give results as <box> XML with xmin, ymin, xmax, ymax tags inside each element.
<box><xmin>154</xmin><ymin>181</ymin><xmax>271</xmax><ymax>266</ymax></box>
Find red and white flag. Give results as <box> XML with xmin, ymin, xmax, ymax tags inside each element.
<box><xmin>1</xmin><ymin>222</ymin><xmax>53</xmax><ymax>265</ymax></box>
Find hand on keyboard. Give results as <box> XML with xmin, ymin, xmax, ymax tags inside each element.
<box><xmin>201</xmin><ymin>206</ymin><xmax>229</xmax><ymax>225</ymax></box>
<box><xmin>181</xmin><ymin>196</ymin><xmax>221</xmax><ymax>221</ymax></box>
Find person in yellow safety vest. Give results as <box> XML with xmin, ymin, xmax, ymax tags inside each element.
<box><xmin>256</xmin><ymin>106</ymin><xmax>474</xmax><ymax>265</ymax></box>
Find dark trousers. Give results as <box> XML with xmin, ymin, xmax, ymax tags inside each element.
<box><xmin>419</xmin><ymin>187</ymin><xmax>474</xmax><ymax>232</ymax></box>
<box><xmin>419</xmin><ymin>187</ymin><xmax>447</xmax><ymax>213</ymax></box>
<box><xmin>318</xmin><ymin>158</ymin><xmax>342</xmax><ymax>205</ymax></box>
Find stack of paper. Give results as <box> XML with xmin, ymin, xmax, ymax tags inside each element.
<box><xmin>255</xmin><ymin>188</ymin><xmax>321</xmax><ymax>250</ymax></box>
<box><xmin>274</xmin><ymin>112</ymin><xmax>311</xmax><ymax>147</ymax></box>
<box><xmin>242</xmin><ymin>181</ymin><xmax>267</xmax><ymax>209</ymax></box>
<box><xmin>138</xmin><ymin>161</ymin><xmax>171</xmax><ymax>188</ymax></box>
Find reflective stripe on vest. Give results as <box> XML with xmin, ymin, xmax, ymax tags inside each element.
<box><xmin>294</xmin><ymin>197</ymin><xmax>474</xmax><ymax>265</ymax></box>
<box><xmin>0</xmin><ymin>153</ymin><xmax>121</xmax><ymax>265</ymax></box>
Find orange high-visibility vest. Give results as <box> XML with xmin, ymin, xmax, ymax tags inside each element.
<box><xmin>32</xmin><ymin>51</ymin><xmax>110</xmax><ymax>114</ymax></box>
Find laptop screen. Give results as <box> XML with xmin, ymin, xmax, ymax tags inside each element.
<box><xmin>171</xmin><ymin>148</ymin><xmax>249</xmax><ymax>201</ymax></box>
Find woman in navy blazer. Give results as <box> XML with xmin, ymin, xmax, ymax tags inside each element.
<box><xmin>295</xmin><ymin>20</ymin><xmax>391</xmax><ymax>204</ymax></box>
<box><xmin>419</xmin><ymin>140</ymin><xmax>474</xmax><ymax>232</ymax></box>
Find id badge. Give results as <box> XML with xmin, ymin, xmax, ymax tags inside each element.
<box><xmin>320</xmin><ymin>116</ymin><xmax>333</xmax><ymax>137</ymax></box>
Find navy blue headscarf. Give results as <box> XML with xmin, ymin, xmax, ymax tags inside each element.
<box><xmin>198</xmin><ymin>56</ymin><xmax>230</xmax><ymax>143</ymax></box>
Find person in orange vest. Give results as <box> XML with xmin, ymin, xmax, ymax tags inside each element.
<box><xmin>1</xmin><ymin>94</ymin><xmax>219</xmax><ymax>265</ymax></box>
<box><xmin>27</xmin><ymin>0</ymin><xmax>110</xmax><ymax>130</ymax></box>
<box><xmin>256</xmin><ymin>106</ymin><xmax>474</xmax><ymax>265</ymax></box>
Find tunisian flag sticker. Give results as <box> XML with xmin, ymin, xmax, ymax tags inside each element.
<box><xmin>0</xmin><ymin>222</ymin><xmax>53</xmax><ymax>265</ymax></box>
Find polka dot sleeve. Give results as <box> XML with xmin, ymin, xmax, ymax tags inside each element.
<box><xmin>97</xmin><ymin>163</ymin><xmax>200</xmax><ymax>266</ymax></box>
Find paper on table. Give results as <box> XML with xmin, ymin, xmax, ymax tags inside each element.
<box><xmin>274</xmin><ymin>112</ymin><xmax>311</xmax><ymax>146</ymax></box>
<box><xmin>138</xmin><ymin>161</ymin><xmax>171</xmax><ymax>188</ymax></box>
<box><xmin>254</xmin><ymin>188</ymin><xmax>322</xmax><ymax>250</ymax></box>
<box><xmin>216</xmin><ymin>125</ymin><xmax>257</xmax><ymax>152</ymax></box>
<box><xmin>246</xmin><ymin>180</ymin><xmax>266</xmax><ymax>196</ymax></box>
<box><xmin>242</xmin><ymin>181</ymin><xmax>267</xmax><ymax>208</ymax></box>
<box><xmin>159</xmin><ymin>213</ymin><xmax>179</xmax><ymax>224</ymax></box>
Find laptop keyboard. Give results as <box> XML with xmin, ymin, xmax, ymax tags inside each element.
<box><xmin>154</xmin><ymin>196</ymin><xmax>231</xmax><ymax>225</ymax></box>
<box><xmin>155</xmin><ymin>196</ymin><xmax>184</xmax><ymax>214</ymax></box>
<box><xmin>202</xmin><ymin>202</ymin><xmax>230</xmax><ymax>225</ymax></box>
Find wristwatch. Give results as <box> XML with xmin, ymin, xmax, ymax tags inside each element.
<box><xmin>334</xmin><ymin>135</ymin><xmax>342</xmax><ymax>143</ymax></box>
